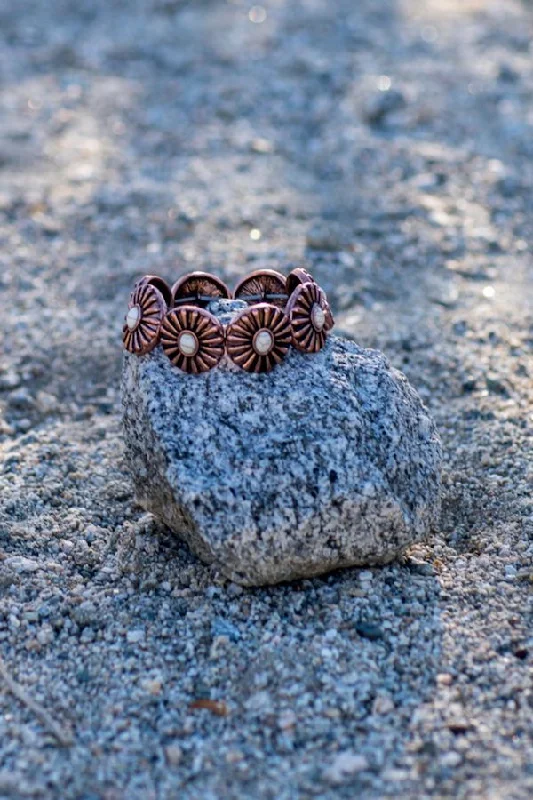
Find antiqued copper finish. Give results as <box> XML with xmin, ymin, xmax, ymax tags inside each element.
<box><xmin>171</xmin><ymin>272</ymin><xmax>230</xmax><ymax>309</ymax></box>
<box><xmin>136</xmin><ymin>275</ymin><xmax>172</xmax><ymax>307</ymax></box>
<box><xmin>234</xmin><ymin>269</ymin><xmax>288</xmax><ymax>309</ymax></box>
<box><xmin>226</xmin><ymin>303</ymin><xmax>292</xmax><ymax>373</ymax></box>
<box><xmin>123</xmin><ymin>281</ymin><xmax>167</xmax><ymax>356</ymax></box>
<box><xmin>286</xmin><ymin>281</ymin><xmax>334</xmax><ymax>354</ymax></box>
<box><xmin>161</xmin><ymin>307</ymin><xmax>225</xmax><ymax>374</ymax></box>
<box><xmin>124</xmin><ymin>267</ymin><xmax>335</xmax><ymax>373</ymax></box>
<box><xmin>286</xmin><ymin>267</ymin><xmax>316</xmax><ymax>296</ymax></box>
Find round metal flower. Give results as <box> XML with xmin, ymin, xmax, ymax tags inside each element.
<box><xmin>286</xmin><ymin>267</ymin><xmax>316</xmax><ymax>296</ymax></box>
<box><xmin>171</xmin><ymin>272</ymin><xmax>230</xmax><ymax>309</ymax></box>
<box><xmin>160</xmin><ymin>307</ymin><xmax>225</xmax><ymax>374</ymax></box>
<box><xmin>136</xmin><ymin>274</ymin><xmax>172</xmax><ymax>306</ymax></box>
<box><xmin>226</xmin><ymin>303</ymin><xmax>292</xmax><ymax>373</ymax></box>
<box><xmin>234</xmin><ymin>269</ymin><xmax>288</xmax><ymax>309</ymax></box>
<box><xmin>123</xmin><ymin>279</ymin><xmax>168</xmax><ymax>356</ymax></box>
<box><xmin>286</xmin><ymin>281</ymin><xmax>334</xmax><ymax>353</ymax></box>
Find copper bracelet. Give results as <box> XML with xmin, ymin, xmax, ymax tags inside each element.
<box><xmin>123</xmin><ymin>268</ymin><xmax>334</xmax><ymax>374</ymax></box>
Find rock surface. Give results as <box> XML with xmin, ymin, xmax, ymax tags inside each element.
<box><xmin>2</xmin><ymin>0</ymin><xmax>533</xmax><ymax>795</ymax></box>
<box><xmin>122</xmin><ymin>311</ymin><xmax>442</xmax><ymax>585</ymax></box>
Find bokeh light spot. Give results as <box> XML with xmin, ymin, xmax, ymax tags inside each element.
<box><xmin>249</xmin><ymin>5</ymin><xmax>267</xmax><ymax>23</ymax></box>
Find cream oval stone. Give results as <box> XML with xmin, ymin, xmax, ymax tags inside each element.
<box><xmin>126</xmin><ymin>305</ymin><xmax>141</xmax><ymax>331</ymax></box>
<box><xmin>178</xmin><ymin>331</ymin><xmax>198</xmax><ymax>357</ymax></box>
<box><xmin>311</xmin><ymin>303</ymin><xmax>326</xmax><ymax>332</ymax></box>
<box><xmin>253</xmin><ymin>329</ymin><xmax>274</xmax><ymax>356</ymax></box>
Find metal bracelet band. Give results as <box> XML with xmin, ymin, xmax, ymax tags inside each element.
<box><xmin>123</xmin><ymin>268</ymin><xmax>334</xmax><ymax>373</ymax></box>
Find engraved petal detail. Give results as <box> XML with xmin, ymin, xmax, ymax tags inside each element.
<box><xmin>234</xmin><ymin>270</ymin><xmax>288</xmax><ymax>309</ymax></box>
<box><xmin>286</xmin><ymin>282</ymin><xmax>334</xmax><ymax>353</ymax></box>
<box><xmin>226</xmin><ymin>304</ymin><xmax>292</xmax><ymax>373</ymax></box>
<box><xmin>161</xmin><ymin>307</ymin><xmax>225</xmax><ymax>374</ymax></box>
<box><xmin>171</xmin><ymin>272</ymin><xmax>230</xmax><ymax>308</ymax></box>
<box><xmin>122</xmin><ymin>281</ymin><xmax>167</xmax><ymax>356</ymax></box>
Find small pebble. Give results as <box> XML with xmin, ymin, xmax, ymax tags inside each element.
<box><xmin>355</xmin><ymin>621</ymin><xmax>383</xmax><ymax>641</ymax></box>
<box><xmin>324</xmin><ymin>751</ymin><xmax>369</xmax><ymax>783</ymax></box>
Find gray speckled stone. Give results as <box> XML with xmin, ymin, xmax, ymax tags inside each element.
<box><xmin>122</xmin><ymin>304</ymin><xmax>442</xmax><ymax>586</ymax></box>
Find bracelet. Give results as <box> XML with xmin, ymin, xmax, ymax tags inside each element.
<box><xmin>123</xmin><ymin>268</ymin><xmax>334</xmax><ymax>374</ymax></box>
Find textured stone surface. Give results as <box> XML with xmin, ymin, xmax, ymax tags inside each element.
<box><xmin>3</xmin><ymin>0</ymin><xmax>533</xmax><ymax>795</ymax></box>
<box><xmin>122</xmin><ymin>308</ymin><xmax>442</xmax><ymax>585</ymax></box>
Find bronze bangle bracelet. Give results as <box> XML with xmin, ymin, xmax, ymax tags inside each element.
<box><xmin>122</xmin><ymin>268</ymin><xmax>334</xmax><ymax>374</ymax></box>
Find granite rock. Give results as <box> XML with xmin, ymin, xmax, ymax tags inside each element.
<box><xmin>122</xmin><ymin>304</ymin><xmax>442</xmax><ymax>586</ymax></box>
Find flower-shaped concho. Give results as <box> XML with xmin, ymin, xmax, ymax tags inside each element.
<box><xmin>286</xmin><ymin>281</ymin><xmax>334</xmax><ymax>353</ymax></box>
<box><xmin>171</xmin><ymin>272</ymin><xmax>230</xmax><ymax>309</ymax></box>
<box><xmin>123</xmin><ymin>280</ymin><xmax>168</xmax><ymax>356</ymax></box>
<box><xmin>161</xmin><ymin>307</ymin><xmax>225</xmax><ymax>374</ymax></box>
<box><xmin>234</xmin><ymin>269</ymin><xmax>288</xmax><ymax>309</ymax></box>
<box><xmin>226</xmin><ymin>303</ymin><xmax>292</xmax><ymax>373</ymax></box>
<box><xmin>286</xmin><ymin>266</ymin><xmax>316</xmax><ymax>296</ymax></box>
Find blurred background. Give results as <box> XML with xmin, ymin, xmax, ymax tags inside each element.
<box><xmin>0</xmin><ymin>1</ymin><xmax>532</xmax><ymax>798</ymax></box>
<box><xmin>0</xmin><ymin>0</ymin><xmax>531</xmax><ymax>420</ymax></box>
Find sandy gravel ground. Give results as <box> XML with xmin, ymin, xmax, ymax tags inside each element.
<box><xmin>0</xmin><ymin>0</ymin><xmax>532</xmax><ymax>798</ymax></box>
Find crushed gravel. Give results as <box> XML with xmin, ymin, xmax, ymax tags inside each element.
<box><xmin>0</xmin><ymin>0</ymin><xmax>532</xmax><ymax>797</ymax></box>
